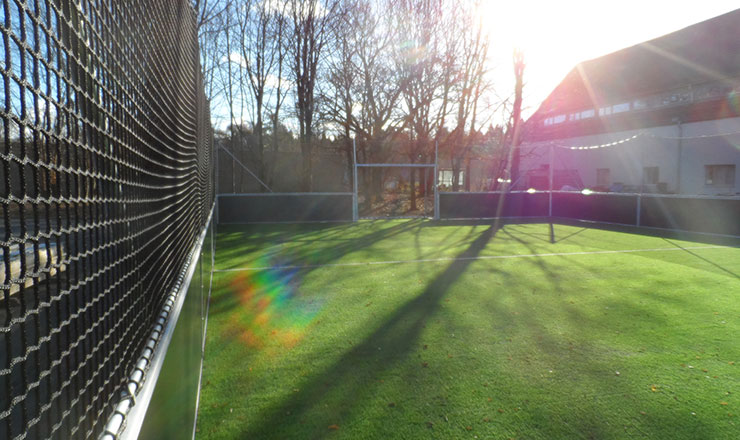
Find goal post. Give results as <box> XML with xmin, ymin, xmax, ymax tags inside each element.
<box><xmin>352</xmin><ymin>140</ymin><xmax>439</xmax><ymax>220</ymax></box>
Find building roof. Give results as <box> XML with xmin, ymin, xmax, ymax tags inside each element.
<box><xmin>525</xmin><ymin>8</ymin><xmax>740</xmax><ymax>140</ymax></box>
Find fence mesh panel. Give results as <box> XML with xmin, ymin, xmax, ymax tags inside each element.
<box><xmin>0</xmin><ymin>0</ymin><xmax>213</xmax><ymax>438</ymax></box>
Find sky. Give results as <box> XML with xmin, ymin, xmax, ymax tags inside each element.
<box><xmin>481</xmin><ymin>1</ymin><xmax>740</xmax><ymax>119</ymax></box>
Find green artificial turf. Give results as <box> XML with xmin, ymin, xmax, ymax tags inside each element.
<box><xmin>197</xmin><ymin>221</ymin><xmax>740</xmax><ymax>439</ymax></box>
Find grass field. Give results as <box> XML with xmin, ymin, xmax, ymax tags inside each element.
<box><xmin>196</xmin><ymin>221</ymin><xmax>740</xmax><ymax>439</ymax></box>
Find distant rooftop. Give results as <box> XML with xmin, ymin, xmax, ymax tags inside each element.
<box><xmin>525</xmin><ymin>8</ymin><xmax>740</xmax><ymax>140</ymax></box>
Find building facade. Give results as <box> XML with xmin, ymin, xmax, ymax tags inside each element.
<box><xmin>519</xmin><ymin>9</ymin><xmax>740</xmax><ymax>196</ymax></box>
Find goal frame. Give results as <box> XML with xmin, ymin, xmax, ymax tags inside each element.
<box><xmin>352</xmin><ymin>139</ymin><xmax>440</xmax><ymax>220</ymax></box>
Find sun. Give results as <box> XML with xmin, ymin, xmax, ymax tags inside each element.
<box><xmin>473</xmin><ymin>0</ymin><xmax>740</xmax><ymax>116</ymax></box>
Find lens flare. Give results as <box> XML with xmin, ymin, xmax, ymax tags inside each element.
<box><xmin>225</xmin><ymin>259</ymin><xmax>321</xmax><ymax>351</ymax></box>
<box><xmin>399</xmin><ymin>39</ymin><xmax>427</xmax><ymax>64</ymax></box>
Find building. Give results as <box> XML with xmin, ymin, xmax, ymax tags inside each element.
<box><xmin>519</xmin><ymin>9</ymin><xmax>740</xmax><ymax>196</ymax></box>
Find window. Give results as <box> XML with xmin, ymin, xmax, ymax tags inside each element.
<box><xmin>596</xmin><ymin>168</ymin><xmax>610</xmax><ymax>186</ymax></box>
<box><xmin>598</xmin><ymin>107</ymin><xmax>611</xmax><ymax>116</ymax></box>
<box><xmin>661</xmin><ymin>92</ymin><xmax>689</xmax><ymax>105</ymax></box>
<box><xmin>633</xmin><ymin>99</ymin><xmax>648</xmax><ymax>110</ymax></box>
<box><xmin>580</xmin><ymin>109</ymin><xmax>595</xmax><ymax>119</ymax></box>
<box><xmin>643</xmin><ymin>167</ymin><xmax>659</xmax><ymax>185</ymax></box>
<box><xmin>438</xmin><ymin>170</ymin><xmax>464</xmax><ymax>187</ymax></box>
<box><xmin>552</xmin><ymin>114</ymin><xmax>566</xmax><ymax>124</ymax></box>
<box><xmin>612</xmin><ymin>102</ymin><xmax>630</xmax><ymax>113</ymax></box>
<box><xmin>705</xmin><ymin>164</ymin><xmax>735</xmax><ymax>186</ymax></box>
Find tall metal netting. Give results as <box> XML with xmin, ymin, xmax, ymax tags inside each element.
<box><xmin>0</xmin><ymin>0</ymin><xmax>214</xmax><ymax>438</ymax></box>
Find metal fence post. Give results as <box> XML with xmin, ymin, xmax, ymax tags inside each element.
<box><xmin>637</xmin><ymin>138</ymin><xmax>644</xmax><ymax>227</ymax></box>
<box><xmin>549</xmin><ymin>144</ymin><xmax>554</xmax><ymax>217</ymax></box>
<box><xmin>434</xmin><ymin>141</ymin><xmax>440</xmax><ymax>220</ymax></box>
<box><xmin>352</xmin><ymin>138</ymin><xmax>359</xmax><ymax>222</ymax></box>
<box><xmin>215</xmin><ymin>147</ymin><xmax>220</xmax><ymax>225</ymax></box>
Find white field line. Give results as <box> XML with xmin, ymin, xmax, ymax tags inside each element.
<box><xmin>213</xmin><ymin>245</ymin><xmax>729</xmax><ymax>272</ymax></box>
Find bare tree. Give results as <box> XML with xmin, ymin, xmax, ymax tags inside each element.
<box><xmin>395</xmin><ymin>0</ymin><xmax>455</xmax><ymax>209</ymax></box>
<box><xmin>507</xmin><ymin>49</ymin><xmax>526</xmax><ymax>189</ymax></box>
<box><xmin>266</xmin><ymin>5</ymin><xmax>289</xmax><ymax>189</ymax></box>
<box><xmin>322</xmin><ymin>0</ymin><xmax>408</xmax><ymax>200</ymax></box>
<box><xmin>216</xmin><ymin>2</ymin><xmax>256</xmax><ymax>192</ymax></box>
<box><xmin>445</xmin><ymin>1</ymin><xmax>491</xmax><ymax>192</ymax></box>
<box><xmin>287</xmin><ymin>0</ymin><xmax>341</xmax><ymax>191</ymax></box>
<box><xmin>194</xmin><ymin>0</ymin><xmax>231</xmax><ymax>103</ymax></box>
<box><xmin>488</xmin><ymin>50</ymin><xmax>525</xmax><ymax>191</ymax></box>
<box><xmin>197</xmin><ymin>0</ymin><xmax>517</xmax><ymax>196</ymax></box>
<box><xmin>236</xmin><ymin>0</ymin><xmax>283</xmax><ymax>188</ymax></box>
<box><xmin>322</xmin><ymin>1</ymin><xmax>359</xmax><ymax>181</ymax></box>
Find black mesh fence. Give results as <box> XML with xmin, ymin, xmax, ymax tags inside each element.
<box><xmin>439</xmin><ymin>192</ymin><xmax>549</xmax><ymax>219</ymax></box>
<box><xmin>0</xmin><ymin>1</ymin><xmax>213</xmax><ymax>439</ymax></box>
<box><xmin>218</xmin><ymin>193</ymin><xmax>353</xmax><ymax>223</ymax></box>
<box><xmin>438</xmin><ymin>192</ymin><xmax>740</xmax><ymax>236</ymax></box>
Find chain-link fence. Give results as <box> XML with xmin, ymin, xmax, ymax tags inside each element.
<box><xmin>1</xmin><ymin>1</ymin><xmax>213</xmax><ymax>438</ymax></box>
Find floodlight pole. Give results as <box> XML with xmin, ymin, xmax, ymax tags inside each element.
<box><xmin>548</xmin><ymin>144</ymin><xmax>554</xmax><ymax>217</ymax></box>
<box><xmin>352</xmin><ymin>138</ymin><xmax>359</xmax><ymax>222</ymax></box>
<box><xmin>434</xmin><ymin>140</ymin><xmax>439</xmax><ymax>220</ymax></box>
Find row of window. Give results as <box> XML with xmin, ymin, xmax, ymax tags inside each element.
<box><xmin>543</xmin><ymin>101</ymin><xmax>633</xmax><ymax>126</ymax></box>
<box><xmin>594</xmin><ymin>164</ymin><xmax>735</xmax><ymax>187</ymax></box>
<box><xmin>542</xmin><ymin>82</ymin><xmax>740</xmax><ymax>127</ymax></box>
<box><xmin>541</xmin><ymin>86</ymin><xmax>718</xmax><ymax>127</ymax></box>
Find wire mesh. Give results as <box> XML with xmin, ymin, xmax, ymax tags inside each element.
<box><xmin>0</xmin><ymin>0</ymin><xmax>213</xmax><ymax>439</ymax></box>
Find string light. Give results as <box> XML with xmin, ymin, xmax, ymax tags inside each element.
<box><xmin>561</xmin><ymin>133</ymin><xmax>642</xmax><ymax>150</ymax></box>
<box><xmin>519</xmin><ymin>128</ymin><xmax>740</xmax><ymax>151</ymax></box>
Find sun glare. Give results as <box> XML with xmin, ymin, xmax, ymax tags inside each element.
<box><xmin>474</xmin><ymin>0</ymin><xmax>739</xmax><ymax>116</ymax></box>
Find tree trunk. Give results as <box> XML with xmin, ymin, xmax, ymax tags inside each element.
<box><xmin>464</xmin><ymin>158</ymin><xmax>471</xmax><ymax>192</ymax></box>
<box><xmin>256</xmin><ymin>97</ymin><xmax>265</xmax><ymax>191</ymax></box>
<box><xmin>409</xmin><ymin>167</ymin><xmax>417</xmax><ymax>211</ymax></box>
<box><xmin>268</xmin><ymin>114</ymin><xmax>279</xmax><ymax>189</ymax></box>
<box><xmin>301</xmin><ymin>138</ymin><xmax>313</xmax><ymax>191</ymax></box>
<box><xmin>451</xmin><ymin>158</ymin><xmax>461</xmax><ymax>192</ymax></box>
<box><xmin>345</xmin><ymin>137</ymin><xmax>353</xmax><ymax>192</ymax></box>
<box><xmin>509</xmin><ymin>50</ymin><xmax>525</xmax><ymax>190</ymax></box>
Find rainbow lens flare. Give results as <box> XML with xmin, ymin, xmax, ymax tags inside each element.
<box><xmin>225</xmin><ymin>261</ymin><xmax>321</xmax><ymax>351</ymax></box>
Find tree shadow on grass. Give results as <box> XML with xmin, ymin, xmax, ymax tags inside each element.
<box><xmin>551</xmin><ymin>226</ymin><xmax>590</xmax><ymax>244</ymax></box>
<box><xmin>214</xmin><ymin>223</ymin><xmax>355</xmax><ymax>264</ymax></box>
<box><xmin>235</xmin><ymin>224</ymin><xmax>498</xmax><ymax>439</ymax></box>
<box><xmin>215</xmin><ymin>220</ymin><xmax>426</xmax><ymax>270</ymax></box>
<box><xmin>555</xmin><ymin>218</ymin><xmax>740</xmax><ymax>248</ymax></box>
<box><xmin>661</xmin><ymin>238</ymin><xmax>739</xmax><ymax>280</ymax></box>
<box><xmin>206</xmin><ymin>219</ymin><xmax>444</xmax><ymax>362</ymax></box>
<box><xmin>204</xmin><ymin>221</ymin><xmax>736</xmax><ymax>439</ymax></box>
<box><xmin>472</xmin><ymin>253</ymin><xmax>727</xmax><ymax>440</ymax></box>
